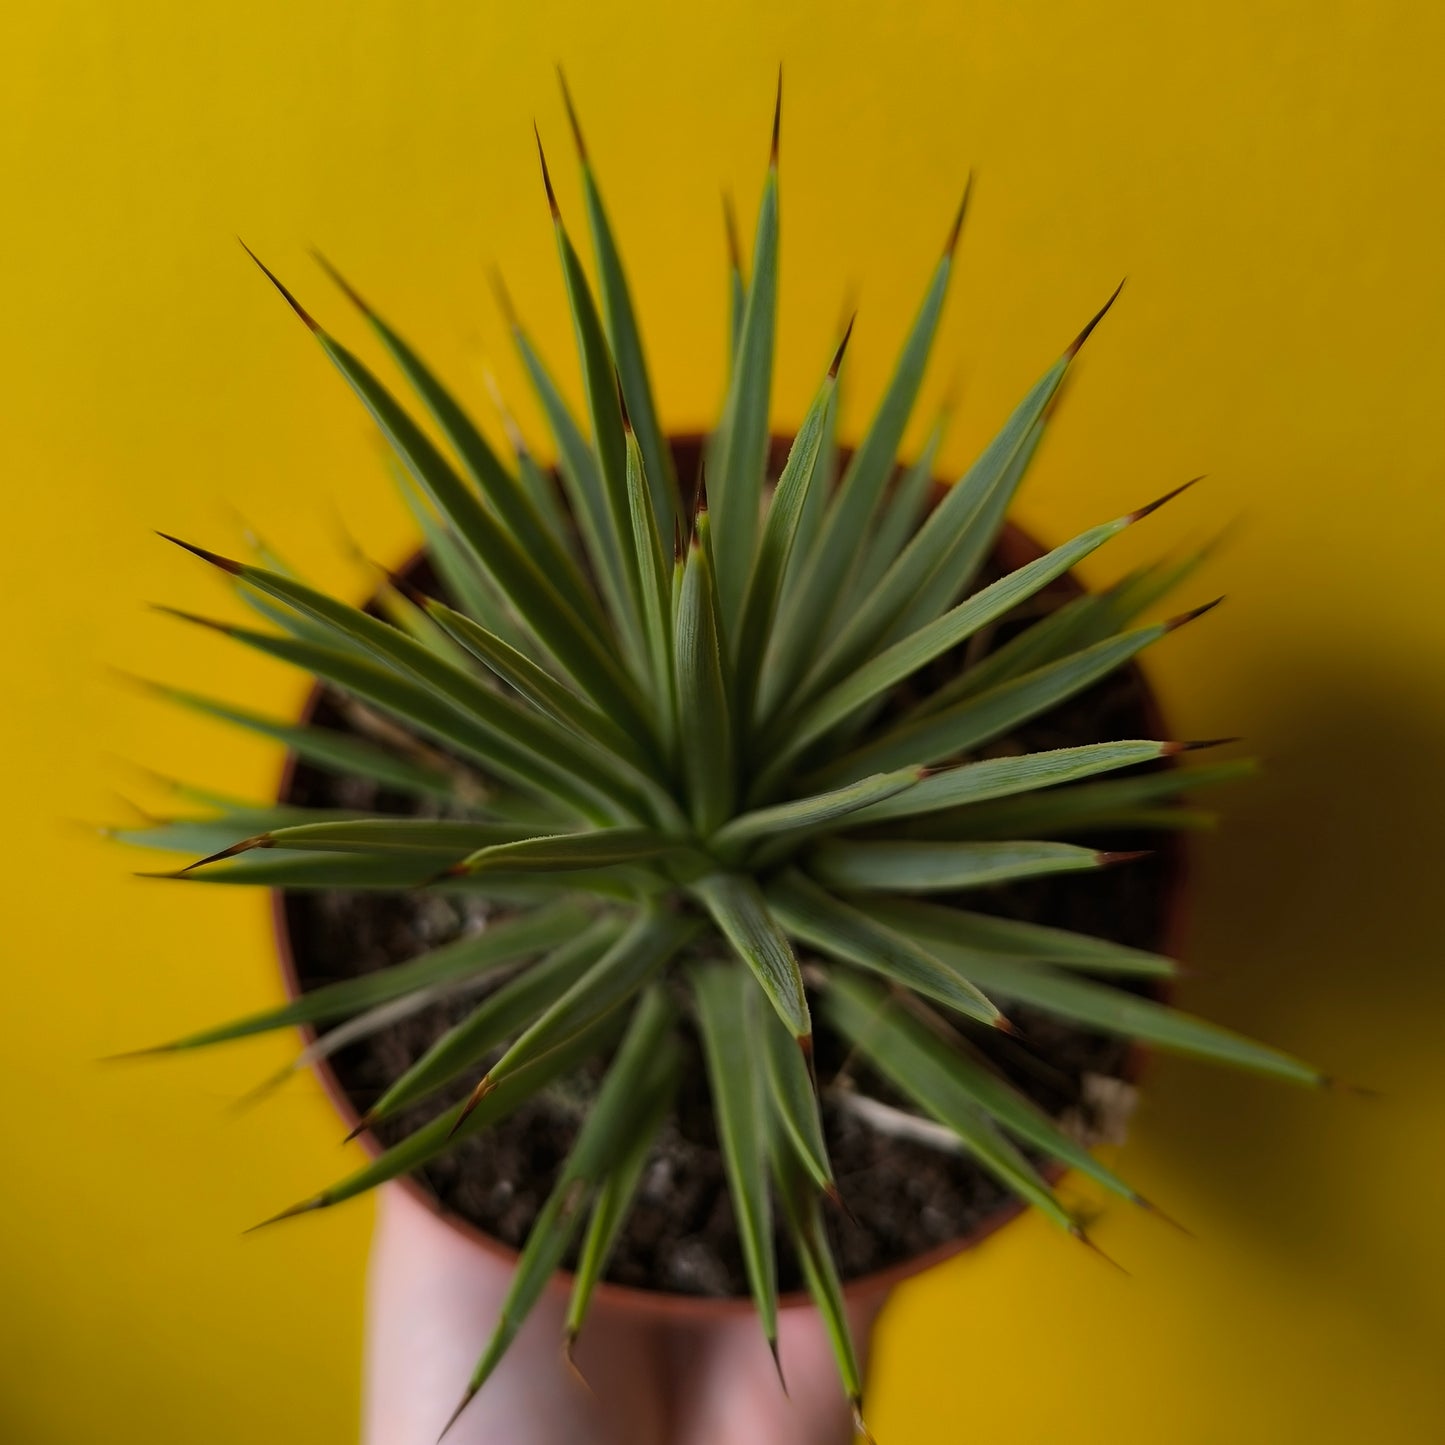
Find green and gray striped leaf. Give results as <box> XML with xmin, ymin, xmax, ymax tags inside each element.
<box><xmin>692</xmin><ymin>872</ymin><xmax>809</xmax><ymax>1042</ymax></box>
<box><xmin>691</xmin><ymin>962</ymin><xmax>778</xmax><ymax>1352</ymax></box>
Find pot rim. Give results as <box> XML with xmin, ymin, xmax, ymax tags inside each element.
<box><xmin>269</xmin><ymin>457</ymin><xmax>1188</xmax><ymax>1319</ymax></box>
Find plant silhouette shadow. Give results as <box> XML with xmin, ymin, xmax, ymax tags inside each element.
<box><xmin>1127</xmin><ymin>653</ymin><xmax>1445</xmax><ymax>1365</ymax></box>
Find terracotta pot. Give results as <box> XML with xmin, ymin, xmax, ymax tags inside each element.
<box><xmin>271</xmin><ymin>434</ymin><xmax>1189</xmax><ymax>1317</ymax></box>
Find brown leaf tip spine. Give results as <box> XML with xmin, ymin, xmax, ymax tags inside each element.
<box><xmin>825</xmin><ymin>1181</ymin><xmax>860</xmax><ymax>1228</ymax></box>
<box><xmin>1065</xmin><ymin>277</ymin><xmax>1126</xmax><ymax>359</ymax></box>
<box><xmin>1097</xmin><ymin>849</ymin><xmax>1152</xmax><ymax>868</ymax></box>
<box><xmin>561</xmin><ymin>1334</ymin><xmax>593</xmax><ymax>1394</ymax></box>
<box><xmin>1129</xmin><ymin>475</ymin><xmax>1204</xmax><ymax>523</ymax></box>
<box><xmin>239</xmin><ymin>240</ymin><xmax>320</xmax><ymax>332</ymax></box>
<box><xmin>343</xmin><ymin>1112</ymin><xmax>375</xmax><ymax>1144</ymax></box>
<box><xmin>556</xmin><ymin>67</ymin><xmax>587</xmax><ymax>161</ymax></box>
<box><xmin>534</xmin><ymin>124</ymin><xmax>560</xmax><ymax>219</ymax></box>
<box><xmin>311</xmin><ymin>250</ymin><xmax>373</xmax><ymax>318</ymax></box>
<box><xmin>1165</xmin><ymin>596</ymin><xmax>1226</xmax><ymax>630</ymax></box>
<box><xmin>1136</xmin><ymin>1195</ymin><xmax>1194</xmax><ymax>1237</ymax></box>
<box><xmin>689</xmin><ymin>463</ymin><xmax>710</xmax><ymax>542</ymax></box>
<box><xmin>994</xmin><ymin>1013</ymin><xmax>1021</xmax><ymax>1037</ymax></box>
<box><xmin>156</xmin><ymin>532</ymin><xmax>244</xmax><ymax>575</ymax></box>
<box><xmin>768</xmin><ymin>1337</ymin><xmax>789</xmax><ymax>1396</ymax></box>
<box><xmin>1070</xmin><ymin>1225</ymin><xmax>1130</xmax><ymax>1275</ymax></box>
<box><xmin>944</xmin><ymin>173</ymin><xmax>973</xmax><ymax>258</ymax></box>
<box><xmin>829</xmin><ymin>313</ymin><xmax>856</xmax><ymax>378</ymax></box>
<box><xmin>769</xmin><ymin>68</ymin><xmax>782</xmax><ymax>168</ymax></box>
<box><xmin>851</xmin><ymin>1396</ymin><xmax>878</xmax><ymax>1445</ymax></box>
<box><xmin>437</xmin><ymin>1385</ymin><xmax>479</xmax><ymax>1443</ymax></box>
<box><xmin>1163</xmin><ymin>737</ymin><xmax>1242</xmax><ymax>756</ymax></box>
<box><xmin>244</xmin><ymin>1194</ymin><xmax>325</xmax><ymax>1233</ymax></box>
<box><xmin>448</xmin><ymin>1076</ymin><xmax>495</xmax><ymax>1138</ymax></box>
<box><xmin>100</xmin><ymin>1041</ymin><xmax>179</xmax><ymax>1062</ymax></box>
<box><xmin>178</xmin><ymin>836</ymin><xmax>267</xmax><ymax>873</ymax></box>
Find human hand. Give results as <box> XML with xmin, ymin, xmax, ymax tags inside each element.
<box><xmin>364</xmin><ymin>1184</ymin><xmax>885</xmax><ymax>1445</ymax></box>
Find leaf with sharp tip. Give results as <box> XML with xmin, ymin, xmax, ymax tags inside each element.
<box><xmin>934</xmin><ymin>759</ymin><xmax>1256</xmax><ymax>840</ymax></box>
<box><xmin>776</xmin><ymin>349</ymin><xmax>840</xmax><ymax>613</ymax></box>
<box><xmin>775</xmin><ymin>373</ymin><xmax>1054</xmax><ymax>723</ymax></box>
<box><xmin>831</xmin><ymin>283</ymin><xmax>1123</xmax><ymax>672</ymax></box>
<box><xmin>764</xmin><ymin>869</ymin><xmax>1004</xmax><ymax>1027</ymax></box>
<box><xmin>766</xmin><ymin>512</ymin><xmax>1133</xmax><ymax>779</ymax></box>
<box><xmin>210</xmin><ymin>817</ymin><xmax>524</xmax><ymax>859</ymax></box>
<box><xmin>691</xmin><ymin>962</ymin><xmax>778</xmax><ymax>1353</ymax></box>
<box><xmin>254</xmin><ymin>1010</ymin><xmax>626</xmax><ymax>1237</ymax></box>
<box><xmin>564</xmin><ymin>1044</ymin><xmax>676</xmax><ymax>1348</ymax></box>
<box><xmin>562</xmin><ymin>78</ymin><xmax>681</xmax><ymax>538</ymax></box>
<box><xmin>452</xmin><ymin>827</ymin><xmax>686</xmax><ymax>876</ymax></box>
<box><xmin>160</xmin><ymin>848</ymin><xmax>648</xmax><ymax>901</ymax></box>
<box><xmin>421</xmin><ymin>594</ymin><xmax>657</xmax><ymax>779</ymax></box>
<box><xmin>909</xmin><ymin>591</ymin><xmax>1118</xmax><ymax>723</ymax></box>
<box><xmin>843</xmin><ymin>741</ymin><xmax>1170</xmax><ymax>826</ymax></box>
<box><xmin>710</xmin><ymin>767</ymin><xmax>924</xmax><ymax>860</ymax></box>
<box><xmin>864</xmin><ymin>896</ymin><xmax>1324</xmax><ymax>1085</ymax></box>
<box><xmin>253</xmin><ymin>975</ymin><xmax>493</xmax><ymax>1104</ymax></box>
<box><xmin>691</xmin><ymin>872</ymin><xmax>809</xmax><ymax>1041</ymax></box>
<box><xmin>186</xmin><ymin>550</ymin><xmax>653</xmax><ymax>816</ymax></box>
<box><xmin>365</xmin><ymin>916</ymin><xmax>624</xmax><ymax>1125</ymax></box>
<box><xmin>709</xmin><ymin>159</ymin><xmax>778</xmax><ymax>626</ymax></box>
<box><xmin>110</xmin><ymin>806</ymin><xmax>373</xmax><ymax>858</ymax></box>
<box><xmin>770</xmin><ymin>1124</ymin><xmax>864</xmax><ymax>1407</ymax></box>
<box><xmin>820</xmin><ymin>971</ymin><xmax>1075</xmax><ymax>1229</ymax></box>
<box><xmin>807</xmin><ymin>838</ymin><xmax>1119</xmax><ymax>893</ymax></box>
<box><xmin>769</xmin><ymin>222</ymin><xmax>960</xmax><ymax>699</ymax></box>
<box><xmin>453</xmin><ymin>990</ymin><xmax>680</xmax><ymax>1419</ymax></box>
<box><xmin>504</xmin><ymin>312</ymin><xmax>637</xmax><ymax>660</ymax></box>
<box><xmin>757</xmin><ymin>984</ymin><xmax>834</xmax><ymax>1195</ymax></box>
<box><xmin>816</xmin><ymin>617</ymin><xmax>1170</xmax><ymax>786</ymax></box>
<box><xmin>315</xmin><ymin>254</ymin><xmax>602</xmax><ymax>629</ymax></box>
<box><xmin>878</xmin><ymin>419</ymin><xmax>1047</xmax><ymax>662</ymax></box>
<box><xmin>825</xmin><ymin>973</ymin><xmax>1145</xmax><ymax>1205</ymax></box>
<box><xmin>850</xmin><ymin>894</ymin><xmax>1177</xmax><ymax>976</ymax></box>
<box><xmin>673</xmin><ymin>528</ymin><xmax>734</xmax><ymax>834</ymax></box>
<box><xmin>463</xmin><ymin>908</ymin><xmax>699</xmax><ymax>1103</ymax></box>
<box><xmin>159</xmin><ymin>604</ymin><xmax>624</xmax><ymax>823</ymax></box>
<box><xmin>544</xmin><ymin>158</ymin><xmax>649</xmax><ymax>666</ymax></box>
<box><xmin>243</xmin><ymin>255</ymin><xmax>643</xmax><ymax>725</ymax></box>
<box><xmin>911</xmin><ymin>546</ymin><xmax>1213</xmax><ymax>725</ymax></box>
<box><xmin>136</xmin><ymin>901</ymin><xmax>590</xmax><ymax>1051</ymax></box>
<box><xmin>624</xmin><ymin>424</ymin><xmax>675</xmax><ymax>737</ymax></box>
<box><xmin>734</xmin><ymin>351</ymin><xmax>840</xmax><ymax>730</ymax></box>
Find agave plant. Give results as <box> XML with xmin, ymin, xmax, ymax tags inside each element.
<box><xmin>120</xmin><ymin>76</ymin><xmax>1326</xmax><ymax>1437</ymax></box>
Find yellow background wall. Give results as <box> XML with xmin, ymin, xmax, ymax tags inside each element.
<box><xmin>3</xmin><ymin>2</ymin><xmax>1443</xmax><ymax>1440</ymax></box>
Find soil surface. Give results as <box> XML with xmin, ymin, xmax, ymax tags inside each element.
<box><xmin>281</xmin><ymin>508</ymin><xmax>1183</xmax><ymax>1296</ymax></box>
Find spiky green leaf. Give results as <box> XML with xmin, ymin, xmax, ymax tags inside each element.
<box><xmin>691</xmin><ymin>962</ymin><xmax>778</xmax><ymax>1351</ymax></box>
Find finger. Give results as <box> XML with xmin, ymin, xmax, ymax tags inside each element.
<box><xmin>667</xmin><ymin>1291</ymin><xmax>889</xmax><ymax>1445</ymax></box>
<box><xmin>363</xmin><ymin>1184</ymin><xmax>669</xmax><ymax>1445</ymax></box>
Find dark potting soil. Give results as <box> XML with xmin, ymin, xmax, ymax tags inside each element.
<box><xmin>281</xmin><ymin>533</ymin><xmax>1183</xmax><ymax>1297</ymax></box>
